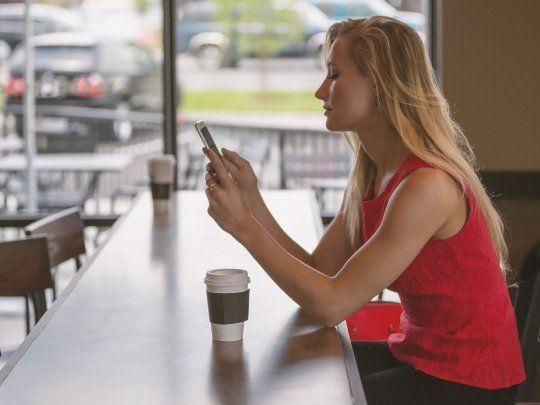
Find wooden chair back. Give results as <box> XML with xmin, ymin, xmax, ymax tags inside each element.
<box><xmin>24</xmin><ymin>207</ymin><xmax>86</xmax><ymax>269</ymax></box>
<box><xmin>0</xmin><ymin>236</ymin><xmax>53</xmax><ymax>324</ymax></box>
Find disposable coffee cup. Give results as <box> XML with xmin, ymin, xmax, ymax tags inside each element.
<box><xmin>205</xmin><ymin>269</ymin><xmax>250</xmax><ymax>342</ymax></box>
<box><xmin>148</xmin><ymin>155</ymin><xmax>175</xmax><ymax>213</ymax></box>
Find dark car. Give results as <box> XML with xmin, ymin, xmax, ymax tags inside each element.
<box><xmin>0</xmin><ymin>3</ymin><xmax>81</xmax><ymax>53</ymax></box>
<box><xmin>177</xmin><ymin>0</ymin><xmax>331</xmax><ymax>69</ymax></box>
<box><xmin>4</xmin><ymin>31</ymin><xmax>162</xmax><ymax>150</ymax></box>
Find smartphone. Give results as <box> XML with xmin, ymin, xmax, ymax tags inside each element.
<box><xmin>195</xmin><ymin>120</ymin><xmax>225</xmax><ymax>165</ymax></box>
<box><xmin>195</xmin><ymin>120</ymin><xmax>226</xmax><ymax>183</ymax></box>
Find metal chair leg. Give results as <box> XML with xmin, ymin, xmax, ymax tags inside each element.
<box><xmin>29</xmin><ymin>291</ymin><xmax>47</xmax><ymax>325</ymax></box>
<box><xmin>51</xmin><ymin>267</ymin><xmax>58</xmax><ymax>300</ymax></box>
<box><xmin>24</xmin><ymin>295</ymin><xmax>30</xmax><ymax>335</ymax></box>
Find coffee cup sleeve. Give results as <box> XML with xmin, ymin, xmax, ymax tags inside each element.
<box><xmin>150</xmin><ymin>182</ymin><xmax>171</xmax><ymax>199</ymax></box>
<box><xmin>206</xmin><ymin>290</ymin><xmax>249</xmax><ymax>324</ymax></box>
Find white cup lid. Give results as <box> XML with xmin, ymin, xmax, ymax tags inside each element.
<box><xmin>148</xmin><ymin>155</ymin><xmax>175</xmax><ymax>183</ymax></box>
<box><xmin>148</xmin><ymin>155</ymin><xmax>176</xmax><ymax>164</ymax></box>
<box><xmin>204</xmin><ymin>269</ymin><xmax>250</xmax><ymax>287</ymax></box>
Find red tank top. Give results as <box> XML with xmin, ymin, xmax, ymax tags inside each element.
<box><xmin>359</xmin><ymin>153</ymin><xmax>525</xmax><ymax>389</ymax></box>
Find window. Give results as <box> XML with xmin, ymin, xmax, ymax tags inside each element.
<box><xmin>0</xmin><ymin>1</ymin><xmax>164</xmax><ymax>215</ymax></box>
<box><xmin>174</xmin><ymin>0</ymin><xmax>429</xmax><ymax>210</ymax></box>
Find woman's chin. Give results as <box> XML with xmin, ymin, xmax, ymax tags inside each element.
<box><xmin>324</xmin><ymin>118</ymin><xmax>341</xmax><ymax>132</ymax></box>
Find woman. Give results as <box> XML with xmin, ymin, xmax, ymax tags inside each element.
<box><xmin>202</xmin><ymin>16</ymin><xmax>525</xmax><ymax>404</ymax></box>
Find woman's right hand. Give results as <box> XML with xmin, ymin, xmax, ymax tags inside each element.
<box><xmin>205</xmin><ymin>148</ymin><xmax>260</xmax><ymax>205</ymax></box>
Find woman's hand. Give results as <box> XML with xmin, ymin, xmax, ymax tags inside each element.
<box><xmin>205</xmin><ymin>148</ymin><xmax>261</xmax><ymax>208</ymax></box>
<box><xmin>203</xmin><ymin>147</ymin><xmax>255</xmax><ymax>241</ymax></box>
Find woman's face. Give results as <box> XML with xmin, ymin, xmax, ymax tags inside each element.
<box><xmin>315</xmin><ymin>37</ymin><xmax>377</xmax><ymax>132</ymax></box>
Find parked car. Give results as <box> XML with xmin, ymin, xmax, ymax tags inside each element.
<box><xmin>309</xmin><ymin>0</ymin><xmax>426</xmax><ymax>43</ymax></box>
<box><xmin>4</xmin><ymin>31</ymin><xmax>162</xmax><ymax>149</ymax></box>
<box><xmin>0</xmin><ymin>3</ymin><xmax>82</xmax><ymax>53</ymax></box>
<box><xmin>176</xmin><ymin>0</ymin><xmax>332</xmax><ymax>69</ymax></box>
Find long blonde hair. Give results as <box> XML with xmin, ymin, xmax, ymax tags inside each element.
<box><xmin>327</xmin><ymin>17</ymin><xmax>511</xmax><ymax>278</ymax></box>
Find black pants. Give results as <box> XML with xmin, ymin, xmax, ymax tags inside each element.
<box><xmin>352</xmin><ymin>341</ymin><xmax>518</xmax><ymax>405</ymax></box>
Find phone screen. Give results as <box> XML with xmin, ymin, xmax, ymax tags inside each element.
<box><xmin>195</xmin><ymin>121</ymin><xmax>220</xmax><ymax>155</ymax></box>
<box><xmin>198</xmin><ymin>125</ymin><xmax>216</xmax><ymax>150</ymax></box>
<box><xmin>195</xmin><ymin>120</ymin><xmax>226</xmax><ymax>170</ymax></box>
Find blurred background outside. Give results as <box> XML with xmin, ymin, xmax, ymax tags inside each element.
<box><xmin>0</xmin><ymin>0</ymin><xmax>428</xmax><ymax>218</ymax></box>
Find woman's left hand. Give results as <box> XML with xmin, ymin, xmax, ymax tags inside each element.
<box><xmin>203</xmin><ymin>147</ymin><xmax>254</xmax><ymax>241</ymax></box>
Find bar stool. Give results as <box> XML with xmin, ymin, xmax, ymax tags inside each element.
<box><xmin>0</xmin><ymin>236</ymin><xmax>53</xmax><ymax>334</ymax></box>
<box><xmin>24</xmin><ymin>207</ymin><xmax>86</xmax><ymax>301</ymax></box>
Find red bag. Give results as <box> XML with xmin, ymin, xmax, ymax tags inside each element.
<box><xmin>346</xmin><ymin>301</ymin><xmax>403</xmax><ymax>341</ymax></box>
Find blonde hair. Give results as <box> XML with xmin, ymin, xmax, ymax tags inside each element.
<box><xmin>326</xmin><ymin>17</ymin><xmax>511</xmax><ymax>278</ymax></box>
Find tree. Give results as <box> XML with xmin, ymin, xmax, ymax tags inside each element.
<box><xmin>134</xmin><ymin>0</ymin><xmax>152</xmax><ymax>14</ymax></box>
<box><xmin>215</xmin><ymin>0</ymin><xmax>303</xmax><ymax>94</ymax></box>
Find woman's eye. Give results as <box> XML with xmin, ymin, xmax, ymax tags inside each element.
<box><xmin>327</xmin><ymin>73</ymin><xmax>338</xmax><ymax>80</ymax></box>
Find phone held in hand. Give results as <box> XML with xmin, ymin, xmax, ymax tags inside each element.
<box><xmin>195</xmin><ymin>120</ymin><xmax>227</xmax><ymax>184</ymax></box>
<box><xmin>195</xmin><ymin>120</ymin><xmax>225</xmax><ymax>165</ymax></box>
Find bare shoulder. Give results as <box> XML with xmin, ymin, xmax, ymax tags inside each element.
<box><xmin>394</xmin><ymin>167</ymin><xmax>463</xmax><ymax>208</ymax></box>
<box><xmin>380</xmin><ymin>167</ymin><xmax>464</xmax><ymax>238</ymax></box>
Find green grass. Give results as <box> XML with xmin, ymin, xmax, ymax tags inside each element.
<box><xmin>183</xmin><ymin>90</ymin><xmax>321</xmax><ymax>112</ymax></box>
<box><xmin>0</xmin><ymin>89</ymin><xmax>319</xmax><ymax>113</ymax></box>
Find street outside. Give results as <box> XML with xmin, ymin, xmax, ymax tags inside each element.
<box><xmin>1</xmin><ymin>54</ymin><xmax>326</xmax><ymax>138</ymax></box>
<box><xmin>178</xmin><ymin>54</ymin><xmax>325</xmax><ymax>91</ymax></box>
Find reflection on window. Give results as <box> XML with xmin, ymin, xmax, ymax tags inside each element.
<box><xmin>175</xmin><ymin>0</ymin><xmax>428</xmax><ymax>215</ymax></box>
<box><xmin>0</xmin><ymin>0</ymin><xmax>429</xmax><ymax>218</ymax></box>
<box><xmin>0</xmin><ymin>0</ymin><xmax>167</xmax><ymax>363</ymax></box>
<box><xmin>0</xmin><ymin>0</ymin><xmax>164</xmax><ymax>216</ymax></box>
<box><xmin>10</xmin><ymin>45</ymin><xmax>96</xmax><ymax>71</ymax></box>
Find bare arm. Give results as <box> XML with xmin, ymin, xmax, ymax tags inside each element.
<box><xmin>235</xmin><ymin>169</ymin><xmax>460</xmax><ymax>326</ymax></box>
<box><xmin>311</xmin><ymin>207</ymin><xmax>357</xmax><ymax>276</ymax></box>
<box><xmin>245</xmin><ymin>190</ymin><xmax>356</xmax><ymax>276</ymax></box>
<box><xmin>245</xmin><ymin>188</ymin><xmax>314</xmax><ymax>267</ymax></box>
<box><xmin>210</xmin><ymin>149</ymin><xmax>355</xmax><ymax>276</ymax></box>
<box><xmin>203</xmin><ymin>146</ymin><xmax>461</xmax><ymax>327</ymax></box>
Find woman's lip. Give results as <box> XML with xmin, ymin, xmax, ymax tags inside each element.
<box><xmin>324</xmin><ymin>110</ymin><xmax>331</xmax><ymax>115</ymax></box>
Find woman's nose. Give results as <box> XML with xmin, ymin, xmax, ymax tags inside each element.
<box><xmin>315</xmin><ymin>80</ymin><xmax>328</xmax><ymax>101</ymax></box>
